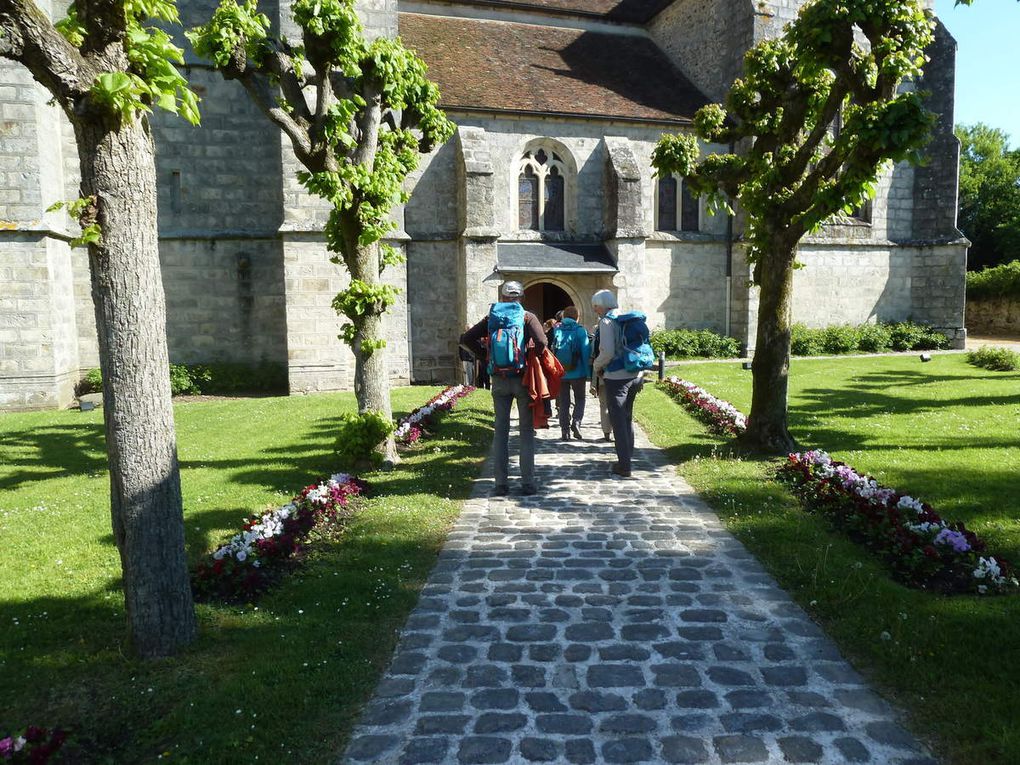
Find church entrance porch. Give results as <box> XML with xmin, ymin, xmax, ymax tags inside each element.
<box><xmin>523</xmin><ymin>281</ymin><xmax>574</xmax><ymax>322</ymax></box>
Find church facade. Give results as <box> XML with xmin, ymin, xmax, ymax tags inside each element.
<box><xmin>0</xmin><ymin>0</ymin><xmax>968</xmax><ymax>410</ymax></box>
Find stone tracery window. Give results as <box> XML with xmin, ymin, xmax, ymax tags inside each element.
<box><xmin>655</xmin><ymin>175</ymin><xmax>700</xmax><ymax>233</ymax></box>
<box><xmin>518</xmin><ymin>148</ymin><xmax>567</xmax><ymax>232</ymax></box>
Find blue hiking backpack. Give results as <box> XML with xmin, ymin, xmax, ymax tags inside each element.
<box><xmin>607</xmin><ymin>311</ymin><xmax>655</xmax><ymax>374</ymax></box>
<box><xmin>552</xmin><ymin>323</ymin><xmax>582</xmax><ymax>373</ymax></box>
<box><xmin>487</xmin><ymin>302</ymin><xmax>527</xmax><ymax>376</ymax></box>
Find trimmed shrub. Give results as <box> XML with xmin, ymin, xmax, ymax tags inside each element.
<box><xmin>334</xmin><ymin>411</ymin><xmax>394</xmax><ymax>469</ymax></box>
<box><xmin>76</xmin><ymin>362</ymin><xmax>288</xmax><ymax>398</ymax></box>
<box><xmin>968</xmin><ymin>346</ymin><xmax>1020</xmax><ymax>372</ymax></box>
<box><xmin>791</xmin><ymin>324</ymin><xmax>826</xmax><ymax>356</ymax></box>
<box><xmin>857</xmin><ymin>322</ymin><xmax>894</xmax><ymax>353</ymax></box>
<box><xmin>649</xmin><ymin>329</ymin><xmax>741</xmax><ymax>359</ymax></box>
<box><xmin>967</xmin><ymin>260</ymin><xmax>1020</xmax><ymax>300</ymax></box>
<box><xmin>790</xmin><ymin>321</ymin><xmax>949</xmax><ymax>356</ymax></box>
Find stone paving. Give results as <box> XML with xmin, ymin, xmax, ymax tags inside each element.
<box><xmin>342</xmin><ymin>413</ymin><xmax>936</xmax><ymax>765</ymax></box>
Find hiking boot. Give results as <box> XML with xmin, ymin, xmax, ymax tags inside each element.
<box><xmin>611</xmin><ymin>463</ymin><xmax>632</xmax><ymax>478</ymax></box>
<box><xmin>571</xmin><ymin>423</ymin><xmax>583</xmax><ymax>440</ymax></box>
<box><xmin>492</xmin><ymin>484</ymin><xmax>509</xmax><ymax>497</ymax></box>
<box><xmin>521</xmin><ymin>484</ymin><xmax>538</xmax><ymax>496</ymax></box>
<box><xmin>561</xmin><ymin>429</ymin><xmax>571</xmax><ymax>440</ymax></box>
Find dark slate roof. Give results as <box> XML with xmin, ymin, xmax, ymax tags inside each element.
<box><xmin>498</xmin><ymin>242</ymin><xmax>617</xmax><ymax>273</ymax></box>
<box><xmin>399</xmin><ymin>13</ymin><xmax>708</xmax><ymax>124</ymax></box>
<box><xmin>442</xmin><ymin>0</ymin><xmax>675</xmax><ymax>24</ymax></box>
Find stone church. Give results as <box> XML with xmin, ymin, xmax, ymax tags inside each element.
<box><xmin>0</xmin><ymin>0</ymin><xmax>967</xmax><ymax>410</ymax></box>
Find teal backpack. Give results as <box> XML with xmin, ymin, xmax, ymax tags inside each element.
<box><xmin>487</xmin><ymin>302</ymin><xmax>527</xmax><ymax>376</ymax></box>
<box><xmin>607</xmin><ymin>311</ymin><xmax>655</xmax><ymax>374</ymax></box>
<box><xmin>552</xmin><ymin>323</ymin><xmax>582</xmax><ymax>372</ymax></box>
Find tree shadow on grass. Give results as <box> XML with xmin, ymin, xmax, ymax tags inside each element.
<box><xmin>0</xmin><ymin>422</ymin><xmax>107</xmax><ymax>491</ymax></box>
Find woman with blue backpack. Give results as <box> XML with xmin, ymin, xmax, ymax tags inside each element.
<box><xmin>551</xmin><ymin>306</ymin><xmax>591</xmax><ymax>440</ymax></box>
<box><xmin>590</xmin><ymin>289</ymin><xmax>656</xmax><ymax>478</ymax></box>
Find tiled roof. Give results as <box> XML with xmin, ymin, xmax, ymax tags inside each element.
<box><xmin>498</xmin><ymin>242</ymin><xmax>618</xmax><ymax>273</ymax></box>
<box><xmin>399</xmin><ymin>13</ymin><xmax>708</xmax><ymax>124</ymax></box>
<box><xmin>441</xmin><ymin>0</ymin><xmax>675</xmax><ymax>24</ymax></box>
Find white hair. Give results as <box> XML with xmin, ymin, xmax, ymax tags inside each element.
<box><xmin>590</xmin><ymin>289</ymin><xmax>618</xmax><ymax>310</ymax></box>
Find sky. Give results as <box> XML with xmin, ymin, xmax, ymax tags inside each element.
<box><xmin>935</xmin><ymin>0</ymin><xmax>1020</xmax><ymax>146</ymax></box>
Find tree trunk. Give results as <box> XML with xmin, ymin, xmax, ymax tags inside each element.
<box><xmin>350</xmin><ymin>239</ymin><xmax>399</xmax><ymax>465</ymax></box>
<box><xmin>740</xmin><ymin>241</ymin><xmax>800</xmax><ymax>455</ymax></box>
<box><xmin>76</xmin><ymin>115</ymin><xmax>197</xmax><ymax>658</ymax></box>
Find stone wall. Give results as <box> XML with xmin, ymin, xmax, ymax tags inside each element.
<box><xmin>283</xmin><ymin>235</ymin><xmax>410</xmax><ymax>393</ymax></box>
<box><xmin>967</xmin><ymin>299</ymin><xmax>1020</xmax><ymax>336</ymax></box>
<box><xmin>407</xmin><ymin>240</ymin><xmax>462</xmax><ymax>382</ymax></box>
<box><xmin>644</xmin><ymin>239</ymin><xmax>729</xmax><ymax>333</ymax></box>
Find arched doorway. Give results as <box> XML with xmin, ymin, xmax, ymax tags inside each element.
<box><xmin>523</xmin><ymin>282</ymin><xmax>574</xmax><ymax>322</ymax></box>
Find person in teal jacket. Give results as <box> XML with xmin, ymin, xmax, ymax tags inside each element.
<box><xmin>552</xmin><ymin>305</ymin><xmax>591</xmax><ymax>439</ymax></box>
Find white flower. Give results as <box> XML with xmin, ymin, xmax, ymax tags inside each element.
<box><xmin>236</xmin><ymin>549</ymin><xmax>248</xmax><ymax>562</ymax></box>
<box><xmin>897</xmin><ymin>496</ymin><xmax>925</xmax><ymax>514</ymax></box>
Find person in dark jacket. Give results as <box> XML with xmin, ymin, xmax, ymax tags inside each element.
<box><xmin>552</xmin><ymin>306</ymin><xmax>591</xmax><ymax>440</ymax></box>
<box><xmin>460</xmin><ymin>281</ymin><xmax>548</xmax><ymax>496</ymax></box>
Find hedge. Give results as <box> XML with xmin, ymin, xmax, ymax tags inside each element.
<box><xmin>967</xmin><ymin>260</ymin><xmax>1020</xmax><ymax>301</ymax></box>
<box><xmin>76</xmin><ymin>362</ymin><xmax>288</xmax><ymax>397</ymax></box>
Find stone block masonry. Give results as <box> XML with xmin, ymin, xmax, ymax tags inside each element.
<box><xmin>342</xmin><ymin>420</ymin><xmax>935</xmax><ymax>765</ymax></box>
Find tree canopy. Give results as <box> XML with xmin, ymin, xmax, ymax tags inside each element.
<box><xmin>956</xmin><ymin>123</ymin><xmax>1020</xmax><ymax>271</ymax></box>
<box><xmin>653</xmin><ymin>0</ymin><xmax>936</xmax><ymax>453</ymax></box>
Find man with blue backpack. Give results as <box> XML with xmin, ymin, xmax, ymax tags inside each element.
<box><xmin>591</xmin><ymin>289</ymin><xmax>656</xmax><ymax>478</ymax></box>
<box><xmin>551</xmin><ymin>306</ymin><xmax>591</xmax><ymax>440</ymax></box>
<box><xmin>460</xmin><ymin>280</ymin><xmax>548</xmax><ymax>496</ymax></box>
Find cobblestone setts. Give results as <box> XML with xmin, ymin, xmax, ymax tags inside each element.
<box><xmin>343</xmin><ymin>418</ymin><xmax>935</xmax><ymax>764</ymax></box>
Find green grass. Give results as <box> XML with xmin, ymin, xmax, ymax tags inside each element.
<box><xmin>636</xmin><ymin>354</ymin><xmax>1020</xmax><ymax>765</ymax></box>
<box><xmin>0</xmin><ymin>387</ymin><xmax>493</xmax><ymax>763</ymax></box>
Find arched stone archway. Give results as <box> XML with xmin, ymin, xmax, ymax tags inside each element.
<box><xmin>522</xmin><ymin>280</ymin><xmax>577</xmax><ymax>322</ymax></box>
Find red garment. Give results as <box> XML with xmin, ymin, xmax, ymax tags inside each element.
<box><xmin>539</xmin><ymin>347</ymin><xmax>564</xmax><ymax>399</ymax></box>
<box><xmin>523</xmin><ymin>347</ymin><xmax>565</xmax><ymax>428</ymax></box>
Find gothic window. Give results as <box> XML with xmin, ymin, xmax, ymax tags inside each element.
<box><xmin>518</xmin><ymin>148</ymin><xmax>568</xmax><ymax>232</ymax></box>
<box><xmin>655</xmin><ymin>175</ymin><xmax>699</xmax><ymax>233</ymax></box>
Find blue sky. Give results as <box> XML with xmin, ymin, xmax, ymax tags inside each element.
<box><xmin>935</xmin><ymin>0</ymin><xmax>1020</xmax><ymax>146</ymax></box>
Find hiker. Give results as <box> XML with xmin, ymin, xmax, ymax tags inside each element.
<box><xmin>460</xmin><ymin>324</ymin><xmax>476</xmax><ymax>386</ymax></box>
<box><xmin>552</xmin><ymin>306</ymin><xmax>590</xmax><ymax>440</ymax></box>
<box><xmin>590</xmin><ymin>314</ymin><xmax>613</xmax><ymax>443</ymax></box>
<box><xmin>460</xmin><ymin>280</ymin><xmax>548</xmax><ymax>496</ymax></box>
<box><xmin>591</xmin><ymin>289</ymin><xmax>655</xmax><ymax>478</ymax></box>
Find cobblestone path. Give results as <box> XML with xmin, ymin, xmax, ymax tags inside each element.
<box><xmin>342</xmin><ymin>416</ymin><xmax>934</xmax><ymax>765</ymax></box>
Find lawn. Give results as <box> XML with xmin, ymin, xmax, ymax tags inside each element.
<box><xmin>636</xmin><ymin>354</ymin><xmax>1020</xmax><ymax>765</ymax></box>
<box><xmin>0</xmin><ymin>387</ymin><xmax>493</xmax><ymax>763</ymax></box>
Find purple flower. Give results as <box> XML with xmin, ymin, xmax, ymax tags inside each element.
<box><xmin>934</xmin><ymin>528</ymin><xmax>971</xmax><ymax>553</ymax></box>
<box><xmin>0</xmin><ymin>737</ymin><xmax>14</xmax><ymax>759</ymax></box>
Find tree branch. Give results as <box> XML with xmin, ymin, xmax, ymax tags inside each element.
<box><xmin>233</xmin><ymin>65</ymin><xmax>316</xmax><ymax>167</ymax></box>
<box><xmin>0</xmin><ymin>0</ymin><xmax>92</xmax><ymax>108</ymax></box>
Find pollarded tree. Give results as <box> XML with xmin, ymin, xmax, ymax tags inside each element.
<box><xmin>0</xmin><ymin>0</ymin><xmax>200</xmax><ymax>655</ymax></box>
<box><xmin>189</xmin><ymin>0</ymin><xmax>454</xmax><ymax>462</ymax></box>
<box><xmin>653</xmin><ymin>0</ymin><xmax>935</xmax><ymax>454</ymax></box>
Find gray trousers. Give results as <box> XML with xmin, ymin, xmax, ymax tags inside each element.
<box><xmin>605</xmin><ymin>376</ymin><xmax>642</xmax><ymax>471</ymax></box>
<box><xmin>491</xmin><ymin>375</ymin><xmax>534</xmax><ymax>488</ymax></box>
<box><xmin>597</xmin><ymin>383</ymin><xmax>612</xmax><ymax>438</ymax></box>
<box><xmin>557</xmin><ymin>378</ymin><xmax>587</xmax><ymax>432</ymax></box>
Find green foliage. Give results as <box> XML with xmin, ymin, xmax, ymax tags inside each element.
<box><xmin>46</xmin><ymin>196</ymin><xmax>101</xmax><ymax>246</ymax></box>
<box><xmin>186</xmin><ymin>0</ymin><xmax>270</xmax><ymax>69</ymax></box>
<box><xmin>78</xmin><ymin>362</ymin><xmax>288</xmax><ymax>398</ymax></box>
<box><xmin>956</xmin><ymin>124</ymin><xmax>1020</xmax><ymax>272</ymax></box>
<box><xmin>651</xmin><ymin>0</ymin><xmax>935</xmax><ymax>269</ymax></box>
<box><xmin>333</xmin><ymin>410</ymin><xmax>394</xmax><ymax>468</ymax></box>
<box><xmin>967</xmin><ymin>259</ymin><xmax>1020</xmax><ymax>300</ymax></box>
<box><xmin>331</xmin><ymin>280</ymin><xmax>400</xmax><ymax>351</ymax></box>
<box><xmin>169</xmin><ymin>363</ymin><xmax>200</xmax><ymax>395</ymax></box>
<box><xmin>790</xmin><ymin>322</ymin><xmax>950</xmax><ymax>355</ymax></box>
<box><xmin>59</xmin><ymin>0</ymin><xmax>200</xmax><ymax>126</ymax></box>
<box><xmin>649</xmin><ymin>329</ymin><xmax>741</xmax><ymax>359</ymax></box>
<box><xmin>192</xmin><ymin>0</ymin><xmax>455</xmax><ymax>370</ymax></box>
<box><xmin>967</xmin><ymin>346</ymin><xmax>1020</xmax><ymax>372</ymax></box>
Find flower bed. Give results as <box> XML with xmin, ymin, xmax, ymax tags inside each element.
<box><xmin>1</xmin><ymin>727</ymin><xmax>65</xmax><ymax>763</ymax></box>
<box><xmin>395</xmin><ymin>385</ymin><xmax>475</xmax><ymax>445</ymax></box>
<box><xmin>193</xmin><ymin>473</ymin><xmax>367</xmax><ymax>601</ymax></box>
<box><xmin>658</xmin><ymin>376</ymin><xmax>747</xmax><ymax>436</ymax></box>
<box><xmin>777</xmin><ymin>451</ymin><xmax>1018</xmax><ymax>595</ymax></box>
